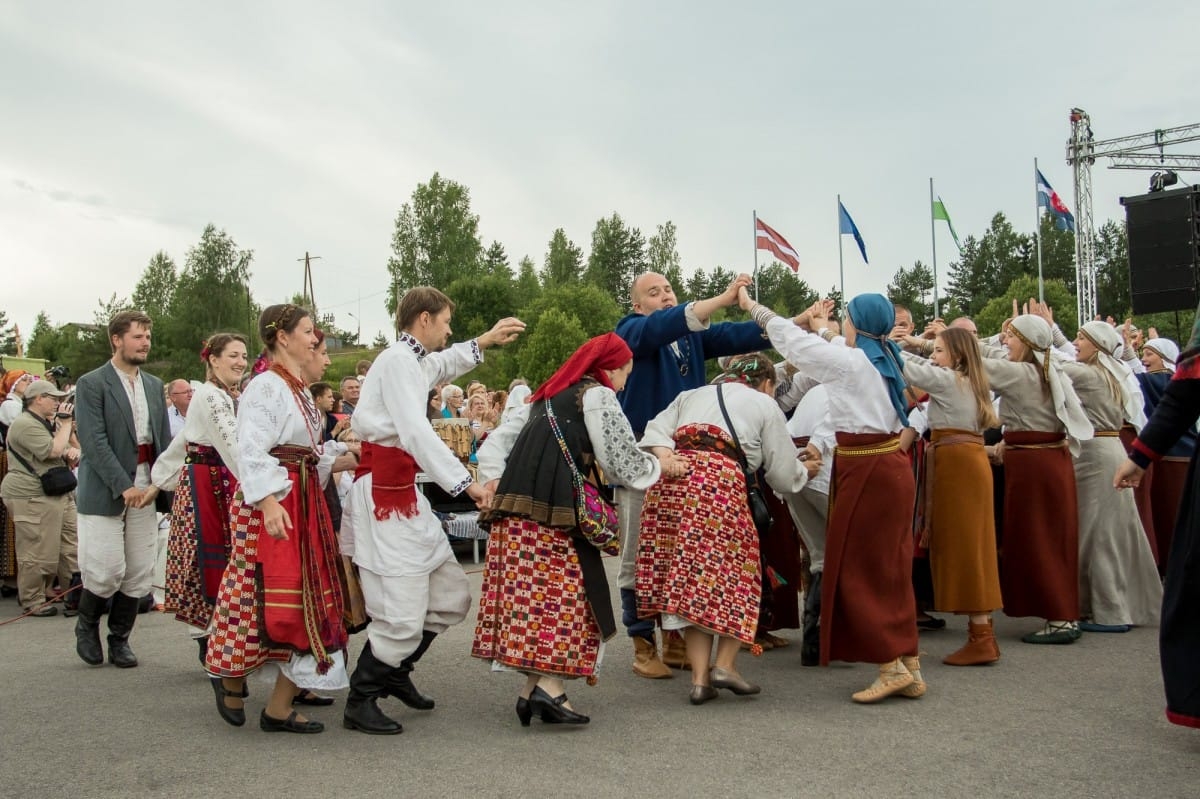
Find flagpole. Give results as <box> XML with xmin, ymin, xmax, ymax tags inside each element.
<box><xmin>1034</xmin><ymin>157</ymin><xmax>1045</xmax><ymax>304</ymax></box>
<box><xmin>837</xmin><ymin>195</ymin><xmax>845</xmax><ymax>303</ymax></box>
<box><xmin>752</xmin><ymin>210</ymin><xmax>759</xmax><ymax>301</ymax></box>
<box><xmin>929</xmin><ymin>178</ymin><xmax>939</xmax><ymax>319</ymax></box>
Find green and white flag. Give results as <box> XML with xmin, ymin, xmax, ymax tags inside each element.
<box><xmin>932</xmin><ymin>196</ymin><xmax>962</xmax><ymax>251</ymax></box>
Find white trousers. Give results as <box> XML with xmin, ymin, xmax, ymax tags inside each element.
<box><xmin>784</xmin><ymin>485</ymin><xmax>829</xmax><ymax>573</ymax></box>
<box><xmin>615</xmin><ymin>485</ymin><xmax>646</xmax><ymax>591</ymax></box>
<box><xmin>359</xmin><ymin>557</ymin><xmax>471</xmax><ymax>668</ymax></box>
<box><xmin>77</xmin><ymin>503</ymin><xmax>159</xmax><ymax>599</ymax></box>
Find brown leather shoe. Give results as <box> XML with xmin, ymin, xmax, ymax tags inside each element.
<box><xmin>943</xmin><ymin>620</ymin><xmax>1001</xmax><ymax>666</ymax></box>
<box><xmin>632</xmin><ymin>636</ymin><xmax>672</xmax><ymax>679</ymax></box>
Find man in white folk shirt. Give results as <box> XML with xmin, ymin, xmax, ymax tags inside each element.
<box><xmin>343</xmin><ymin>286</ymin><xmax>524</xmax><ymax>735</ymax></box>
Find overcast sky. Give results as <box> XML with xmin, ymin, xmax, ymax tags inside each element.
<box><xmin>3</xmin><ymin>1</ymin><xmax>1198</xmax><ymax>347</ymax></box>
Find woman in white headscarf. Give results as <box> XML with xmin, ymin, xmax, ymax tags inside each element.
<box><xmin>982</xmin><ymin>313</ymin><xmax>1092</xmax><ymax>644</ymax></box>
<box><xmin>1063</xmin><ymin>322</ymin><xmax>1162</xmax><ymax>632</ymax></box>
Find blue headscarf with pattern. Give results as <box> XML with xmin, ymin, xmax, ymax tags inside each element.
<box><xmin>846</xmin><ymin>294</ymin><xmax>909</xmax><ymax>427</ymax></box>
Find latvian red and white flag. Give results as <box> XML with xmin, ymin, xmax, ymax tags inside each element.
<box><xmin>755</xmin><ymin>217</ymin><xmax>800</xmax><ymax>272</ymax></box>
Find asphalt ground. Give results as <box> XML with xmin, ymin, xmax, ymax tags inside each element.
<box><xmin>2</xmin><ymin>549</ymin><xmax>1196</xmax><ymax>799</ymax></box>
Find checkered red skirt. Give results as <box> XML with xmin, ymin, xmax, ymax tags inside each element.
<box><xmin>164</xmin><ymin>445</ymin><xmax>236</xmax><ymax>629</ymax></box>
<box><xmin>472</xmin><ymin>517</ymin><xmax>602</xmax><ymax>679</ymax></box>
<box><xmin>635</xmin><ymin>424</ymin><xmax>761</xmax><ymax>643</ymax></box>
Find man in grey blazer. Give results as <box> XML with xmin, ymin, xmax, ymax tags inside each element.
<box><xmin>73</xmin><ymin>310</ymin><xmax>172</xmax><ymax>668</ymax></box>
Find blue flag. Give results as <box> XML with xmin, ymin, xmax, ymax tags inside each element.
<box><xmin>838</xmin><ymin>201</ymin><xmax>868</xmax><ymax>264</ymax></box>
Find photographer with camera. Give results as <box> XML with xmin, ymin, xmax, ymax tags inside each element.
<box><xmin>1</xmin><ymin>381</ymin><xmax>80</xmax><ymax>616</ymax></box>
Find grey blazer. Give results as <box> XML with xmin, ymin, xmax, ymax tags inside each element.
<box><xmin>74</xmin><ymin>362</ymin><xmax>173</xmax><ymax>516</ymax></box>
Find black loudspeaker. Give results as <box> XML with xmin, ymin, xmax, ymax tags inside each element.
<box><xmin>1121</xmin><ymin>185</ymin><xmax>1200</xmax><ymax>314</ymax></box>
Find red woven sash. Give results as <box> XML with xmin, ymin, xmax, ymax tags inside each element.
<box><xmin>355</xmin><ymin>441</ymin><xmax>419</xmax><ymax>520</ymax></box>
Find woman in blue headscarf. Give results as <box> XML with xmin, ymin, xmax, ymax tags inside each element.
<box><xmin>738</xmin><ymin>288</ymin><xmax>922</xmax><ymax>704</ymax></box>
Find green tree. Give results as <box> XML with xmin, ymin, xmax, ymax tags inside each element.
<box><xmin>518</xmin><ymin>283</ymin><xmax>623</xmax><ymax>340</ymax></box>
<box><xmin>584</xmin><ymin>213</ymin><xmax>645</xmax><ymax>308</ymax></box>
<box><xmin>945</xmin><ymin>213</ymin><xmax>1031</xmax><ymax>317</ymax></box>
<box><xmin>161</xmin><ymin>225</ymin><xmax>257</xmax><ymax>378</ymax></box>
<box><xmin>132</xmin><ymin>251</ymin><xmax>178</xmax><ymax>323</ymax></box>
<box><xmin>0</xmin><ymin>310</ymin><xmax>15</xmax><ymax>354</ymax></box>
<box><xmin>371</xmin><ymin>331</ymin><xmax>390</xmax><ymax>348</ymax></box>
<box><xmin>57</xmin><ymin>294</ymin><xmax>132</xmax><ymax>378</ymax></box>
<box><xmin>517</xmin><ymin>308</ymin><xmax>588</xmax><ymax>386</ymax></box>
<box><xmin>684</xmin><ymin>268</ymin><xmax>710</xmax><ymax>303</ymax></box>
<box><xmin>887</xmin><ymin>260</ymin><xmax>936</xmax><ymax>324</ymax></box>
<box><xmin>482</xmin><ymin>240</ymin><xmax>513</xmax><ymax>280</ymax></box>
<box><xmin>751</xmin><ymin>263</ymin><xmax>818</xmax><ymax>318</ymax></box>
<box><xmin>827</xmin><ymin>285</ymin><xmax>844</xmax><ymax>318</ymax></box>
<box><xmin>26</xmin><ymin>311</ymin><xmax>65</xmax><ymax>363</ymax></box>
<box><xmin>647</xmin><ymin>221</ymin><xmax>685</xmax><ymax>298</ymax></box>
<box><xmin>514</xmin><ymin>255</ymin><xmax>542</xmax><ymax>308</ymax></box>
<box><xmin>1036</xmin><ymin>214</ymin><xmax>1077</xmax><ymax>295</ymax></box>
<box><xmin>974</xmin><ymin>276</ymin><xmax>1078</xmax><ymax>340</ymax></box>
<box><xmin>543</xmin><ymin>228</ymin><xmax>584</xmax><ymax>287</ymax></box>
<box><xmin>445</xmin><ymin>273</ymin><xmax>519</xmax><ymax>341</ymax></box>
<box><xmin>386</xmin><ymin>173</ymin><xmax>485</xmax><ymax>316</ymax></box>
<box><xmin>1094</xmin><ymin>220</ymin><xmax>1130</xmax><ymax>319</ymax></box>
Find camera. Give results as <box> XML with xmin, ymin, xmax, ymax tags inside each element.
<box><xmin>47</xmin><ymin>365</ymin><xmax>71</xmax><ymax>379</ymax></box>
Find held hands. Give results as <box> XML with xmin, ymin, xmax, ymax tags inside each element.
<box><xmin>736</xmin><ymin>285</ymin><xmax>756</xmax><ymax>313</ymax></box>
<box><xmin>724</xmin><ymin>274</ymin><xmax>753</xmax><ymax>305</ymax></box>
<box><xmin>477</xmin><ymin>317</ymin><xmax>526</xmax><ymax>350</ymax></box>
<box><xmin>133</xmin><ymin>485</ymin><xmax>159</xmax><ymax>509</ymax></box>
<box><xmin>657</xmin><ymin>452</ymin><xmax>691</xmax><ymax>479</ymax></box>
<box><xmin>121</xmin><ymin>486</ymin><xmax>144</xmax><ymax>508</ymax></box>
<box><xmin>466</xmin><ymin>481</ymin><xmax>494</xmax><ymax>511</ymax></box>
<box><xmin>1025</xmin><ymin>298</ymin><xmax>1054</xmax><ymax>325</ymax></box>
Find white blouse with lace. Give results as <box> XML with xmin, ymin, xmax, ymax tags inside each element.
<box><xmin>151</xmin><ymin>382</ymin><xmax>241</xmax><ymax>492</ymax></box>
<box><xmin>236</xmin><ymin>370</ymin><xmax>334</xmax><ymax>506</ymax></box>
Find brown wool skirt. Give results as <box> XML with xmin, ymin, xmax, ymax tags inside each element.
<box><xmin>1000</xmin><ymin>431</ymin><xmax>1079</xmax><ymax>620</ymax></box>
<box><xmin>1152</xmin><ymin>458</ymin><xmax>1189</xmax><ymax>570</ymax></box>
<box><xmin>821</xmin><ymin>432</ymin><xmax>917</xmax><ymax>665</ymax></box>
<box><xmin>926</xmin><ymin>430</ymin><xmax>1002</xmax><ymax>613</ymax></box>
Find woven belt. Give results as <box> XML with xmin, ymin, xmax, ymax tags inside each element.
<box><xmin>1093</xmin><ymin>430</ymin><xmax>1120</xmax><ymax>438</ymax></box>
<box><xmin>1007</xmin><ymin>440</ymin><xmax>1067</xmax><ymax>450</ymax></box>
<box><xmin>836</xmin><ymin>437</ymin><xmax>900</xmax><ymax>458</ymax></box>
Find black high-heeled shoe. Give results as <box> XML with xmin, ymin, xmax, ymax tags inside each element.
<box><xmin>529</xmin><ymin>686</ymin><xmax>589</xmax><ymax>725</ymax></box>
<box><xmin>515</xmin><ymin>696</ymin><xmax>532</xmax><ymax>727</ymax></box>
<box><xmin>210</xmin><ymin>677</ymin><xmax>246</xmax><ymax>727</ymax></box>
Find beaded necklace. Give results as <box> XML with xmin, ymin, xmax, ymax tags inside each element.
<box><xmin>269</xmin><ymin>363</ymin><xmax>324</xmax><ymax>454</ymax></box>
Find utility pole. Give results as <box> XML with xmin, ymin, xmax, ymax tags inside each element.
<box><xmin>298</xmin><ymin>251</ymin><xmax>322</xmax><ymax>309</ymax></box>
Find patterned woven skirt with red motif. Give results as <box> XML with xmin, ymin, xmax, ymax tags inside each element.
<box><xmin>165</xmin><ymin>444</ymin><xmax>237</xmax><ymax>629</ymax></box>
<box><xmin>471</xmin><ymin>517</ymin><xmax>601</xmax><ymax>679</ymax></box>
<box><xmin>635</xmin><ymin>423</ymin><xmax>761</xmax><ymax>644</ymax></box>
<box><xmin>205</xmin><ymin>446</ymin><xmax>346</xmax><ymax>678</ymax></box>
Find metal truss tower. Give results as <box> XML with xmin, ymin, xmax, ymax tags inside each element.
<box><xmin>1066</xmin><ymin>109</ymin><xmax>1200</xmax><ymax>325</ymax></box>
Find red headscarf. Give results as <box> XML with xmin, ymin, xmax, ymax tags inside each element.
<box><xmin>2</xmin><ymin>370</ymin><xmax>29</xmax><ymax>396</ymax></box>
<box><xmin>530</xmin><ymin>332</ymin><xmax>632</xmax><ymax>402</ymax></box>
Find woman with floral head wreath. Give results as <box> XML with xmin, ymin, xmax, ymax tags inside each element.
<box><xmin>980</xmin><ymin>303</ymin><xmax>1091</xmax><ymax>644</ymax></box>
<box><xmin>203</xmin><ymin>305</ymin><xmax>358</xmax><ymax>734</ymax></box>
<box><xmin>634</xmin><ymin>353</ymin><xmax>815</xmax><ymax>705</ymax></box>
<box><xmin>147</xmin><ymin>333</ymin><xmax>248</xmax><ymax>660</ymax></box>
<box><xmin>473</xmin><ymin>333</ymin><xmax>670</xmax><ymax>725</ymax></box>
<box><xmin>1060</xmin><ymin>320</ymin><xmax>1161</xmax><ymax>633</ymax></box>
<box><xmin>738</xmin><ymin>288</ymin><xmax>926</xmax><ymax>704</ymax></box>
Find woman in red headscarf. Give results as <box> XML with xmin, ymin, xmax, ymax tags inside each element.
<box><xmin>471</xmin><ymin>333</ymin><xmax>677</xmax><ymax>726</ymax></box>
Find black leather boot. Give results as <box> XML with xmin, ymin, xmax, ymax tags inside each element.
<box><xmin>383</xmin><ymin>630</ymin><xmax>436</xmax><ymax>710</ymax></box>
<box><xmin>343</xmin><ymin>642</ymin><xmax>403</xmax><ymax>735</ymax></box>
<box><xmin>106</xmin><ymin>591</ymin><xmax>140</xmax><ymax>668</ymax></box>
<box><xmin>800</xmin><ymin>571</ymin><xmax>822</xmax><ymax>667</ymax></box>
<box><xmin>62</xmin><ymin>573</ymin><xmax>82</xmax><ymax>617</ymax></box>
<box><xmin>75</xmin><ymin>589</ymin><xmax>106</xmax><ymax>665</ymax></box>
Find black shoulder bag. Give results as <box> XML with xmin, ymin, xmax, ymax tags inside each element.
<box><xmin>8</xmin><ymin>443</ymin><xmax>77</xmax><ymax>496</ymax></box>
<box><xmin>715</xmin><ymin>383</ymin><xmax>773</xmax><ymax>537</ymax></box>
